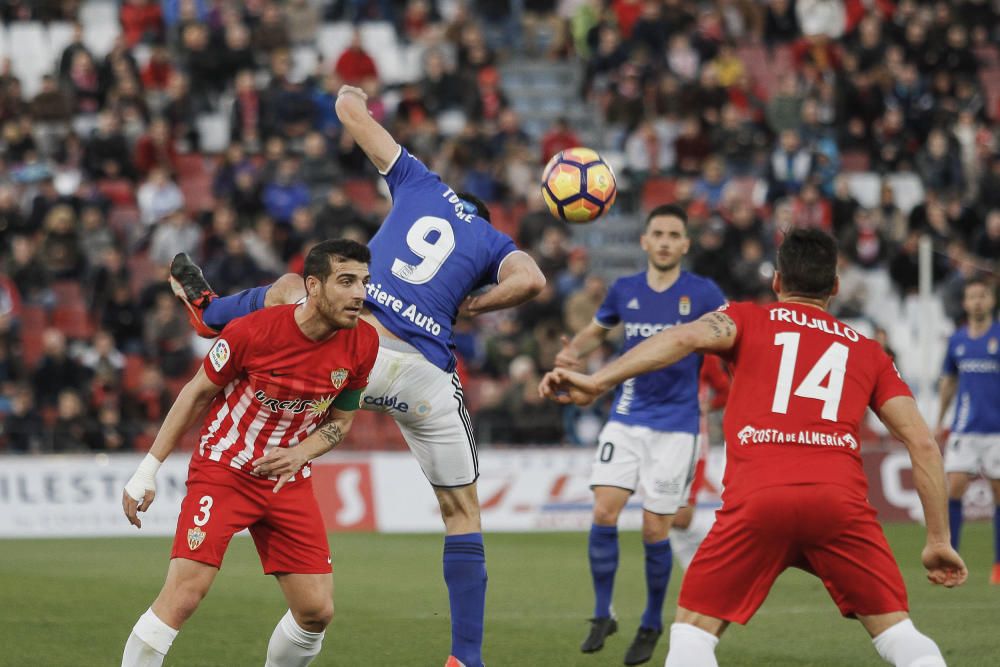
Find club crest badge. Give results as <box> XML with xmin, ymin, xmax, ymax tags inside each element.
<box><xmin>330</xmin><ymin>368</ymin><xmax>349</xmax><ymax>389</ymax></box>
<box><xmin>187</xmin><ymin>527</ymin><xmax>206</xmax><ymax>551</ymax></box>
<box><xmin>679</xmin><ymin>296</ymin><xmax>691</xmax><ymax>316</ymax></box>
<box><xmin>990</xmin><ymin>338</ymin><xmax>998</xmax><ymax>355</ymax></box>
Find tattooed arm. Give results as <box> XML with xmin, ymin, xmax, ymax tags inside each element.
<box><xmin>251</xmin><ymin>407</ymin><xmax>357</xmax><ymax>492</ymax></box>
<box><xmin>539</xmin><ymin>311</ymin><xmax>738</xmax><ymax>406</ymax></box>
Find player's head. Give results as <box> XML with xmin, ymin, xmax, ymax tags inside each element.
<box><xmin>303</xmin><ymin>239</ymin><xmax>371</xmax><ymax>329</ymax></box>
<box><xmin>774</xmin><ymin>228</ymin><xmax>839</xmax><ymax>302</ymax></box>
<box><xmin>641</xmin><ymin>204</ymin><xmax>690</xmax><ymax>272</ymax></box>
<box><xmin>962</xmin><ymin>276</ymin><xmax>996</xmax><ymax>322</ymax></box>
<box><xmin>456</xmin><ymin>192</ymin><xmax>491</xmax><ymax>223</ymax></box>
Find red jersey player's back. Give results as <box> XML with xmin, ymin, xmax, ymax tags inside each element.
<box><xmin>196</xmin><ymin>304</ymin><xmax>378</xmax><ymax>479</ymax></box>
<box><xmin>720</xmin><ymin>301</ymin><xmax>911</xmax><ymax>501</ymax></box>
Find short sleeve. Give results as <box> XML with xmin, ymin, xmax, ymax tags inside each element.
<box><xmin>202</xmin><ymin>318</ymin><xmax>251</xmax><ymax>386</ymax></box>
<box><xmin>941</xmin><ymin>337</ymin><xmax>958</xmax><ymax>376</ymax></box>
<box><xmin>380</xmin><ymin>146</ymin><xmax>439</xmax><ymax>200</ymax></box>
<box><xmin>481</xmin><ymin>228</ymin><xmax>521</xmax><ymax>285</ymax></box>
<box><xmin>870</xmin><ymin>347</ymin><xmax>913</xmax><ymax>411</ymax></box>
<box><xmin>700</xmin><ymin>279</ymin><xmax>728</xmax><ymax>316</ymax></box>
<box><xmin>344</xmin><ymin>329</ymin><xmax>379</xmax><ymax>391</ymax></box>
<box><xmin>594</xmin><ymin>280</ymin><xmax>621</xmax><ymax>328</ymax></box>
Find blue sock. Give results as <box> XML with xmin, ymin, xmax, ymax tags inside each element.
<box><xmin>948</xmin><ymin>498</ymin><xmax>963</xmax><ymax>551</ymax></box>
<box><xmin>202</xmin><ymin>285</ymin><xmax>271</xmax><ymax>330</ymax></box>
<box><xmin>994</xmin><ymin>505</ymin><xmax>1000</xmax><ymax>564</ymax></box>
<box><xmin>443</xmin><ymin>533</ymin><xmax>486</xmax><ymax>667</ymax></box>
<box><xmin>589</xmin><ymin>524</ymin><xmax>618</xmax><ymax>619</ymax></box>
<box><xmin>640</xmin><ymin>539</ymin><xmax>672</xmax><ymax>631</ymax></box>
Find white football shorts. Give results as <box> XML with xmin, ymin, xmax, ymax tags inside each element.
<box><xmin>362</xmin><ymin>338</ymin><xmax>478</xmax><ymax>487</ymax></box>
<box><xmin>589</xmin><ymin>421</ymin><xmax>698</xmax><ymax>515</ymax></box>
<box><xmin>944</xmin><ymin>433</ymin><xmax>1000</xmax><ymax>478</ymax></box>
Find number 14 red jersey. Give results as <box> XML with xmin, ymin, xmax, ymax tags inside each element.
<box><xmin>719</xmin><ymin>302</ymin><xmax>911</xmax><ymax>502</ymax></box>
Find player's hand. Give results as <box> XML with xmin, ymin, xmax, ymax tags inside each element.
<box><xmin>122</xmin><ymin>486</ymin><xmax>155</xmax><ymax>529</ymax></box>
<box><xmin>458</xmin><ymin>295</ymin><xmax>479</xmax><ymax>318</ymax></box>
<box><xmin>921</xmin><ymin>542</ymin><xmax>968</xmax><ymax>588</ymax></box>
<box><xmin>252</xmin><ymin>448</ymin><xmax>310</xmax><ymax>493</ymax></box>
<box><xmin>538</xmin><ymin>368</ymin><xmax>603</xmax><ymax>406</ymax></box>
<box><xmin>553</xmin><ymin>336</ymin><xmax>583</xmax><ymax>371</ymax></box>
<box><xmin>336</xmin><ymin>84</ymin><xmax>368</xmax><ymax>102</ymax></box>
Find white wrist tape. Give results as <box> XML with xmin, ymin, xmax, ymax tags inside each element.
<box><xmin>124</xmin><ymin>453</ymin><xmax>162</xmax><ymax>502</ymax></box>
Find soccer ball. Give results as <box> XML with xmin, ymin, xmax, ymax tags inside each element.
<box><xmin>541</xmin><ymin>147</ymin><xmax>617</xmax><ymax>223</ymax></box>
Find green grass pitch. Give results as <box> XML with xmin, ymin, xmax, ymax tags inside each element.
<box><xmin>1</xmin><ymin>523</ymin><xmax>996</xmax><ymax>666</ymax></box>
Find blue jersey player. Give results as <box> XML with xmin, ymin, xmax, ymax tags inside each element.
<box><xmin>936</xmin><ymin>276</ymin><xmax>1000</xmax><ymax>585</ymax></box>
<box><xmin>167</xmin><ymin>84</ymin><xmax>546</xmax><ymax>667</ymax></box>
<box><xmin>554</xmin><ymin>204</ymin><xmax>726</xmax><ymax>664</ymax></box>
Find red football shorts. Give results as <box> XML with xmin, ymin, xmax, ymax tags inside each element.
<box><xmin>679</xmin><ymin>483</ymin><xmax>908</xmax><ymax>624</ymax></box>
<box><xmin>170</xmin><ymin>461</ymin><xmax>331</xmax><ymax>575</ymax></box>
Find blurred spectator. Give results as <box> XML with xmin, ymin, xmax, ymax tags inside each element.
<box><xmin>143</xmin><ymin>292</ymin><xmax>193</xmax><ymax>378</ymax></box>
<box><xmin>7</xmin><ymin>235</ymin><xmax>53</xmax><ymax>307</ymax></box>
<box><xmin>300</xmin><ymin>132</ymin><xmax>342</xmax><ymax>199</ymax></box>
<box><xmin>1</xmin><ymin>384</ymin><xmax>44</xmax><ymax>453</ymax></box>
<box><xmin>134</xmin><ymin>117</ymin><xmax>179</xmax><ymax>178</ymax></box>
<box><xmin>500</xmin><ymin>355</ymin><xmax>564</xmax><ymax>443</ymax></box>
<box><xmin>971</xmin><ymin>210</ymin><xmax>1000</xmax><ymax>262</ymax></box>
<box><xmin>790</xmin><ymin>182</ymin><xmax>832</xmax><ymax>232</ymax></box>
<box><xmin>335</xmin><ymin>30</ymin><xmax>378</xmax><ymax>85</ymax></box>
<box><xmin>563</xmin><ymin>274</ymin><xmax>606</xmax><ymax>334</ymax></box>
<box><xmin>138</xmin><ymin>167</ymin><xmax>185</xmax><ymax>226</ymax></box>
<box><xmin>149</xmin><ymin>210</ymin><xmax>202</xmax><ymax>266</ymax></box>
<box><xmin>40</xmin><ymin>205</ymin><xmax>86</xmax><ymax>280</ymax></box>
<box><xmin>916</xmin><ymin>129</ymin><xmax>964</xmax><ymax>193</ymax></box>
<box><xmin>768</xmin><ymin>129</ymin><xmax>812</xmax><ymax>201</ymax></box>
<box><xmin>102</xmin><ymin>284</ymin><xmax>145</xmax><ymax>353</ymax></box>
<box><xmin>78</xmin><ymin>330</ymin><xmax>126</xmax><ymax>386</ymax></box>
<box><xmin>254</xmin><ymin>2</ymin><xmax>292</xmax><ymax>54</ymax></box>
<box><xmin>841</xmin><ymin>208</ymin><xmax>890</xmax><ymax>269</ymax></box>
<box><xmin>421</xmin><ymin>50</ymin><xmax>463</xmax><ymax>114</ymax></box>
<box><xmin>32</xmin><ymin>329</ymin><xmax>90</xmax><ymax>408</ymax></box>
<box><xmin>120</xmin><ymin>0</ymin><xmax>165</xmax><ymax>47</ymax></box>
<box><xmin>49</xmin><ymin>388</ymin><xmax>101</xmax><ymax>452</ymax></box>
<box><xmin>82</xmin><ymin>111</ymin><xmax>135</xmax><ymax>181</ymax></box>
<box><xmin>315</xmin><ymin>185</ymin><xmax>372</xmax><ymax>240</ymax></box>
<box><xmin>263</xmin><ymin>157</ymin><xmax>311</xmax><ymax>225</ymax></box>
<box><xmin>540</xmin><ymin>117</ymin><xmax>580</xmax><ymax>164</ymax></box>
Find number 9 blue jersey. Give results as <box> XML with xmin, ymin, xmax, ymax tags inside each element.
<box><xmin>367</xmin><ymin>147</ymin><xmax>520</xmax><ymax>372</ymax></box>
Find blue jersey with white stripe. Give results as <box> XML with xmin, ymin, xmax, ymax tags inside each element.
<box><xmin>942</xmin><ymin>320</ymin><xmax>1000</xmax><ymax>434</ymax></box>
<box><xmin>595</xmin><ymin>271</ymin><xmax>726</xmax><ymax>433</ymax></box>
<box><xmin>367</xmin><ymin>147</ymin><xmax>519</xmax><ymax>372</ymax></box>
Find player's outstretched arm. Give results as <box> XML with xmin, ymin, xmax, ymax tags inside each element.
<box><xmin>540</xmin><ymin>311</ymin><xmax>737</xmax><ymax>405</ymax></box>
<box><xmin>335</xmin><ymin>85</ymin><xmax>400</xmax><ymax>174</ymax></box>
<box><xmin>877</xmin><ymin>395</ymin><xmax>968</xmax><ymax>588</ymax></box>
<box><xmin>122</xmin><ymin>366</ymin><xmax>224</xmax><ymax>528</ymax></box>
<box><xmin>251</xmin><ymin>407</ymin><xmax>357</xmax><ymax>493</ymax></box>
<box><xmin>554</xmin><ymin>322</ymin><xmax>612</xmax><ymax>371</ymax></box>
<box><xmin>460</xmin><ymin>251</ymin><xmax>546</xmax><ymax>318</ymax></box>
<box><xmin>934</xmin><ymin>374</ymin><xmax>957</xmax><ymax>441</ymax></box>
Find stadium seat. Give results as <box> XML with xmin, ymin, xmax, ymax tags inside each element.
<box><xmin>845</xmin><ymin>172</ymin><xmax>880</xmax><ymax>208</ymax></box>
<box><xmin>640</xmin><ymin>177</ymin><xmax>676</xmax><ymax>212</ymax></box>
<box><xmin>51</xmin><ymin>280</ymin><xmax>83</xmax><ymax>306</ymax></box>
<box><xmin>359</xmin><ymin>22</ymin><xmax>403</xmax><ymax>84</ymax></box>
<box><xmin>97</xmin><ymin>178</ymin><xmax>135</xmax><ymax>206</ymax></box>
<box><xmin>52</xmin><ymin>303</ymin><xmax>95</xmax><ymax>339</ymax></box>
<box><xmin>839</xmin><ymin>150</ymin><xmax>871</xmax><ymax>172</ymax></box>
<box><xmin>9</xmin><ymin>22</ymin><xmax>49</xmax><ymax>98</ymax></box>
<box><xmin>108</xmin><ymin>205</ymin><xmax>141</xmax><ymax>235</ymax></box>
<box><xmin>46</xmin><ymin>22</ymin><xmax>76</xmax><ymax>66</ymax></box>
<box><xmin>196</xmin><ymin>113</ymin><xmax>231</xmax><ymax>155</ymax></box>
<box><xmin>316</xmin><ymin>23</ymin><xmax>353</xmax><ymax>64</ymax></box>
<box><xmin>0</xmin><ymin>24</ymin><xmax>8</xmax><ymax>62</ymax></box>
<box><xmin>292</xmin><ymin>46</ymin><xmax>320</xmax><ymax>83</ymax></box>
<box><xmin>80</xmin><ymin>0</ymin><xmax>120</xmax><ymax>57</ymax></box>
<box><xmin>19</xmin><ymin>305</ymin><xmax>48</xmax><ymax>368</ymax></box>
<box><xmin>342</xmin><ymin>178</ymin><xmax>379</xmax><ymax>213</ymax></box>
<box><xmin>123</xmin><ymin>354</ymin><xmax>146</xmax><ymax>391</ymax></box>
<box><xmin>884</xmin><ymin>173</ymin><xmax>924</xmax><ymax>215</ymax></box>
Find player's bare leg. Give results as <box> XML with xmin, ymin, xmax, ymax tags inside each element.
<box><xmin>664</xmin><ymin>606</ymin><xmax>728</xmax><ymax>667</ymax></box>
<box><xmin>672</xmin><ymin>505</ymin><xmax>694</xmax><ymax>530</ymax></box>
<box><xmin>859</xmin><ymin>611</ymin><xmax>947</xmax><ymax>666</ymax></box>
<box><xmin>946</xmin><ymin>471</ymin><xmax>971</xmax><ymax>552</ymax></box>
<box><xmin>624</xmin><ymin>510</ymin><xmax>674</xmax><ymax>665</ymax></box>
<box><xmin>434</xmin><ymin>483</ymin><xmax>487</xmax><ymax>667</ymax></box>
<box><xmin>122</xmin><ymin>558</ymin><xmax>219</xmax><ymax>667</ymax></box>
<box><xmin>581</xmin><ymin>486</ymin><xmax>630</xmax><ymax>652</ymax></box>
<box><xmin>991</xmin><ymin>478</ymin><xmax>1000</xmax><ymax>584</ymax></box>
<box><xmin>265</xmin><ymin>573</ymin><xmax>334</xmax><ymax>667</ymax></box>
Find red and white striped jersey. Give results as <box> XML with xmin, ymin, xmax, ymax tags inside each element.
<box><xmin>192</xmin><ymin>304</ymin><xmax>378</xmax><ymax>483</ymax></box>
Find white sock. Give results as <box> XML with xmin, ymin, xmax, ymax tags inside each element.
<box><xmin>122</xmin><ymin>608</ymin><xmax>178</xmax><ymax>667</ymax></box>
<box><xmin>872</xmin><ymin>619</ymin><xmax>946</xmax><ymax>667</ymax></box>
<box><xmin>664</xmin><ymin>622</ymin><xmax>720</xmax><ymax>667</ymax></box>
<box><xmin>264</xmin><ymin>609</ymin><xmax>326</xmax><ymax>667</ymax></box>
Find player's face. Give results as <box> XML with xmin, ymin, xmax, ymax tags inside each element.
<box><xmin>963</xmin><ymin>283</ymin><xmax>995</xmax><ymax>322</ymax></box>
<box><xmin>641</xmin><ymin>215</ymin><xmax>690</xmax><ymax>272</ymax></box>
<box><xmin>314</xmin><ymin>260</ymin><xmax>370</xmax><ymax>329</ymax></box>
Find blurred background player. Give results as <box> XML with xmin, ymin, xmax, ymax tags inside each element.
<box><xmin>168</xmin><ymin>84</ymin><xmax>546</xmax><ymax>667</ymax></box>
<box><xmin>554</xmin><ymin>204</ymin><xmax>725</xmax><ymax>665</ymax></box>
<box><xmin>669</xmin><ymin>353</ymin><xmax>731</xmax><ymax>570</ymax></box>
<box><xmin>542</xmin><ymin>229</ymin><xmax>967</xmax><ymax>667</ymax></box>
<box><xmin>936</xmin><ymin>276</ymin><xmax>1000</xmax><ymax>584</ymax></box>
<box><xmin>120</xmin><ymin>240</ymin><xmax>378</xmax><ymax>667</ymax></box>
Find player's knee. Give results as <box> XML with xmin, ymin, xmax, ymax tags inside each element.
<box><xmin>294</xmin><ymin>599</ymin><xmax>334</xmax><ymax>632</ymax></box>
<box><xmin>872</xmin><ymin>619</ymin><xmax>945</xmax><ymax>667</ymax></box>
<box><xmin>641</xmin><ymin>522</ymin><xmax>669</xmax><ymax>544</ymax></box>
<box><xmin>436</xmin><ymin>489</ymin><xmax>480</xmax><ymax>526</ymax></box>
<box><xmin>158</xmin><ymin>580</ymin><xmax>209</xmax><ymax>624</ymax></box>
<box><xmin>592</xmin><ymin>504</ymin><xmax>621</xmax><ymax>526</ymax></box>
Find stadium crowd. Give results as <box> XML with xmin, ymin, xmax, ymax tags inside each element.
<box><xmin>0</xmin><ymin>0</ymin><xmax>997</xmax><ymax>452</ymax></box>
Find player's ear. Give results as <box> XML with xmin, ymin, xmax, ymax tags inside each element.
<box><xmin>772</xmin><ymin>271</ymin><xmax>782</xmax><ymax>297</ymax></box>
<box><xmin>305</xmin><ymin>274</ymin><xmax>320</xmax><ymax>297</ymax></box>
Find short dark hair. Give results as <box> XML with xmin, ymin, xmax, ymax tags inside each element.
<box><xmin>964</xmin><ymin>275</ymin><xmax>994</xmax><ymax>294</ymax></box>
<box><xmin>303</xmin><ymin>239</ymin><xmax>371</xmax><ymax>283</ymax></box>
<box><xmin>645</xmin><ymin>204</ymin><xmax>688</xmax><ymax>229</ymax></box>
<box><xmin>456</xmin><ymin>192</ymin><xmax>491</xmax><ymax>223</ymax></box>
<box><xmin>777</xmin><ymin>228</ymin><xmax>838</xmax><ymax>298</ymax></box>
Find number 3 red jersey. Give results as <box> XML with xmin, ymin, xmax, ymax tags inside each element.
<box><xmin>719</xmin><ymin>302</ymin><xmax>911</xmax><ymax>502</ymax></box>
